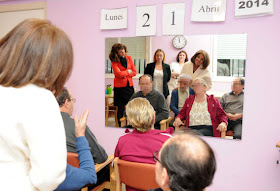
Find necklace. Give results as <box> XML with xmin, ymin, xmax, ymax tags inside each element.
<box><xmin>195</xmin><ymin>95</ymin><xmax>205</xmax><ymax>100</ymax></box>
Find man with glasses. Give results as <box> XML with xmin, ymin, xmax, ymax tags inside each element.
<box><xmin>56</xmin><ymin>88</ymin><xmax>109</xmax><ymax>187</ymax></box>
<box><xmin>151</xmin><ymin>133</ymin><xmax>216</xmax><ymax>191</ymax></box>
<box><xmin>220</xmin><ymin>77</ymin><xmax>245</xmax><ymax>139</ymax></box>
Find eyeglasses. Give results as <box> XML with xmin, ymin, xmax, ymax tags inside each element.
<box><xmin>153</xmin><ymin>151</ymin><xmax>161</xmax><ymax>163</ymax></box>
<box><xmin>70</xmin><ymin>98</ymin><xmax>76</xmax><ymax>103</ymax></box>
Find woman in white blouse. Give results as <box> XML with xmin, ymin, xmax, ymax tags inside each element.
<box><xmin>144</xmin><ymin>49</ymin><xmax>171</xmax><ymax>99</ymax></box>
<box><xmin>181</xmin><ymin>50</ymin><xmax>212</xmax><ymax>94</ymax></box>
<box><xmin>173</xmin><ymin>79</ymin><xmax>227</xmax><ymax>137</ymax></box>
<box><xmin>0</xmin><ymin>19</ymin><xmax>73</xmax><ymax>190</ymax></box>
<box><xmin>168</xmin><ymin>50</ymin><xmax>188</xmax><ymax>93</ymax></box>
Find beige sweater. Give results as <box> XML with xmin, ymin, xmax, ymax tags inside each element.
<box><xmin>0</xmin><ymin>84</ymin><xmax>67</xmax><ymax>191</ymax></box>
<box><xmin>181</xmin><ymin>61</ymin><xmax>212</xmax><ymax>91</ymax></box>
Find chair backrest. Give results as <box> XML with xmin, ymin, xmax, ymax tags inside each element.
<box><xmin>114</xmin><ymin>157</ymin><xmax>159</xmax><ymax>191</ymax></box>
<box><xmin>67</xmin><ymin>152</ymin><xmax>79</xmax><ymax>168</ymax></box>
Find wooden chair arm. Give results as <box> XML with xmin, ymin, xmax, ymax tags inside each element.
<box><xmin>95</xmin><ymin>154</ymin><xmax>114</xmax><ymax>173</ymax></box>
<box><xmin>174</xmin><ymin>125</ymin><xmax>180</xmax><ymax>133</ymax></box>
<box><xmin>120</xmin><ymin>117</ymin><xmax>127</xmax><ymax>127</ymax></box>
<box><xmin>221</xmin><ymin>131</ymin><xmax>226</xmax><ymax>138</ymax></box>
<box><xmin>159</xmin><ymin>116</ymin><xmax>173</xmax><ymax>131</ymax></box>
<box><xmin>159</xmin><ymin>116</ymin><xmax>173</xmax><ymax>125</ymax></box>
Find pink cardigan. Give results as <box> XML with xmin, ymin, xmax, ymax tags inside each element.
<box><xmin>176</xmin><ymin>95</ymin><xmax>228</xmax><ymax>137</ymax></box>
<box><xmin>114</xmin><ymin>127</ymin><xmax>173</xmax><ymax>164</ymax></box>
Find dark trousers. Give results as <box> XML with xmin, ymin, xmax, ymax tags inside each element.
<box><xmin>88</xmin><ymin>164</ymin><xmax>110</xmax><ymax>190</ymax></box>
<box><xmin>114</xmin><ymin>85</ymin><xmax>134</xmax><ymax>126</ymax></box>
<box><xmin>189</xmin><ymin>125</ymin><xmax>213</xmax><ymax>137</ymax></box>
<box><xmin>227</xmin><ymin>119</ymin><xmax>242</xmax><ymax>139</ymax></box>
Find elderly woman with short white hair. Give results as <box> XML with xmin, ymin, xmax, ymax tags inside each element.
<box><xmin>173</xmin><ymin>78</ymin><xmax>228</xmax><ymax>137</ymax></box>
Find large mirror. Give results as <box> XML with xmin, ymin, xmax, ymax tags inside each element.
<box><xmin>105</xmin><ymin>34</ymin><xmax>247</xmax><ymax>140</ymax></box>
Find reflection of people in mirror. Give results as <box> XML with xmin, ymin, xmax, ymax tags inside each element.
<box><xmin>168</xmin><ymin>50</ymin><xmax>188</xmax><ymax>93</ymax></box>
<box><xmin>144</xmin><ymin>49</ymin><xmax>171</xmax><ymax>99</ymax></box>
<box><xmin>181</xmin><ymin>50</ymin><xmax>212</xmax><ymax>94</ymax></box>
<box><xmin>109</xmin><ymin>43</ymin><xmax>136</xmax><ymax>126</ymax></box>
<box><xmin>129</xmin><ymin>75</ymin><xmax>169</xmax><ymax>129</ymax></box>
<box><xmin>173</xmin><ymin>78</ymin><xmax>228</xmax><ymax>137</ymax></box>
<box><xmin>217</xmin><ymin>59</ymin><xmax>230</xmax><ymax>76</ymax></box>
<box><xmin>115</xmin><ymin>98</ymin><xmax>173</xmax><ymax>191</ymax></box>
<box><xmin>220</xmin><ymin>78</ymin><xmax>244</xmax><ymax>139</ymax></box>
<box><xmin>0</xmin><ymin>19</ymin><xmax>73</xmax><ymax>190</ymax></box>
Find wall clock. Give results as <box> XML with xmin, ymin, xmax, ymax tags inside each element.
<box><xmin>172</xmin><ymin>35</ymin><xmax>187</xmax><ymax>49</ymax></box>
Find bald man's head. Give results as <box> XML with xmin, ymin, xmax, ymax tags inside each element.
<box><xmin>156</xmin><ymin>133</ymin><xmax>216</xmax><ymax>191</ymax></box>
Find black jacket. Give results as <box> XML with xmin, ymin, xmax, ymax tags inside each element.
<box><xmin>144</xmin><ymin>62</ymin><xmax>171</xmax><ymax>98</ymax></box>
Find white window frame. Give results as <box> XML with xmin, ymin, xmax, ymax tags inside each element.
<box><xmin>211</xmin><ymin>34</ymin><xmax>247</xmax><ymax>82</ymax></box>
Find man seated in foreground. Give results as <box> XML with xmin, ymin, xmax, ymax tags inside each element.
<box><xmin>151</xmin><ymin>133</ymin><xmax>216</xmax><ymax>191</ymax></box>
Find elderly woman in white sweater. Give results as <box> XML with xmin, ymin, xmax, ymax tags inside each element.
<box><xmin>0</xmin><ymin>19</ymin><xmax>73</xmax><ymax>190</ymax></box>
<box><xmin>181</xmin><ymin>50</ymin><xmax>212</xmax><ymax>95</ymax></box>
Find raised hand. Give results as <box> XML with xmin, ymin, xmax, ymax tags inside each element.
<box><xmin>74</xmin><ymin>109</ymin><xmax>89</xmax><ymax>138</ymax></box>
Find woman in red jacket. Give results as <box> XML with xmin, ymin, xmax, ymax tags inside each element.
<box><xmin>173</xmin><ymin>78</ymin><xmax>227</xmax><ymax>137</ymax></box>
<box><xmin>109</xmin><ymin>43</ymin><xmax>136</xmax><ymax>126</ymax></box>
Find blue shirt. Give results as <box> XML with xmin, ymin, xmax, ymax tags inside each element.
<box><xmin>55</xmin><ymin>136</ymin><xmax>97</xmax><ymax>191</ymax></box>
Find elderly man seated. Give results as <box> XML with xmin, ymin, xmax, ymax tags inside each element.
<box><xmin>220</xmin><ymin>77</ymin><xmax>245</xmax><ymax>139</ymax></box>
<box><xmin>151</xmin><ymin>132</ymin><xmax>216</xmax><ymax>191</ymax></box>
<box><xmin>170</xmin><ymin>74</ymin><xmax>192</xmax><ymax>117</ymax></box>
<box><xmin>56</xmin><ymin>88</ymin><xmax>109</xmax><ymax>187</ymax></box>
<box><xmin>129</xmin><ymin>74</ymin><xmax>169</xmax><ymax>129</ymax></box>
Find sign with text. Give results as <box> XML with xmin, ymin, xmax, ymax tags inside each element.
<box><xmin>136</xmin><ymin>5</ymin><xmax>157</xmax><ymax>36</ymax></box>
<box><xmin>235</xmin><ymin>0</ymin><xmax>273</xmax><ymax>17</ymax></box>
<box><xmin>162</xmin><ymin>3</ymin><xmax>185</xmax><ymax>35</ymax></box>
<box><xmin>191</xmin><ymin>0</ymin><xmax>227</xmax><ymax>22</ymax></box>
<box><xmin>100</xmin><ymin>7</ymin><xmax>127</xmax><ymax>29</ymax></box>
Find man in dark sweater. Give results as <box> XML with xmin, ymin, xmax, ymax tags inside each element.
<box><xmin>56</xmin><ymin>88</ymin><xmax>109</xmax><ymax>186</ymax></box>
<box><xmin>129</xmin><ymin>74</ymin><xmax>169</xmax><ymax>129</ymax></box>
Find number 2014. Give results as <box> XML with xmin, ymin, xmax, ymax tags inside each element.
<box><xmin>239</xmin><ymin>0</ymin><xmax>269</xmax><ymax>9</ymax></box>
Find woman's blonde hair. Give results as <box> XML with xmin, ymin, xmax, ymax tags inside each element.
<box><xmin>126</xmin><ymin>97</ymin><xmax>155</xmax><ymax>132</ymax></box>
<box><xmin>0</xmin><ymin>18</ymin><xmax>73</xmax><ymax>96</ymax></box>
<box><xmin>153</xmin><ymin>49</ymin><xmax>166</xmax><ymax>63</ymax></box>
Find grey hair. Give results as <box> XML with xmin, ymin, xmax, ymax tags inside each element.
<box><xmin>193</xmin><ymin>78</ymin><xmax>207</xmax><ymax>87</ymax></box>
<box><xmin>178</xmin><ymin>73</ymin><xmax>192</xmax><ymax>81</ymax></box>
